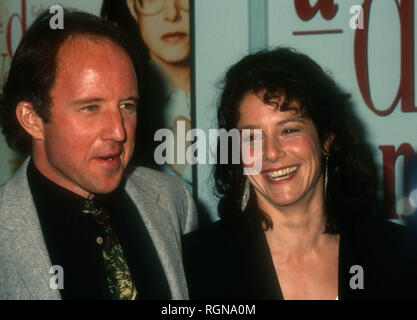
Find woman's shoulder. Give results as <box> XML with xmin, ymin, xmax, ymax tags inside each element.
<box><xmin>341</xmin><ymin>214</ymin><xmax>414</xmax><ymax>262</ymax></box>
<box><xmin>182</xmin><ymin>218</ymin><xmax>278</xmax><ymax>299</ymax></box>
<box><xmin>343</xmin><ymin>214</ymin><xmax>409</xmax><ymax>247</ymax></box>
<box><xmin>182</xmin><ymin>220</ymin><xmax>235</xmax><ymax>299</ymax></box>
<box><xmin>340</xmin><ymin>214</ymin><xmax>417</xmax><ymax>298</ymax></box>
<box><xmin>182</xmin><ymin>219</ymin><xmax>230</xmax><ymax>256</ymax></box>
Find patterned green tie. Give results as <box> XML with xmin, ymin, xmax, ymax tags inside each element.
<box><xmin>82</xmin><ymin>199</ymin><xmax>138</xmax><ymax>300</ymax></box>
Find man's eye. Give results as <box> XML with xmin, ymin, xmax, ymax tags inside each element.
<box><xmin>82</xmin><ymin>105</ymin><xmax>98</xmax><ymax>112</ymax></box>
<box><xmin>120</xmin><ymin>103</ymin><xmax>136</xmax><ymax>113</ymax></box>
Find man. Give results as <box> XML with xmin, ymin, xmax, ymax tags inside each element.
<box><xmin>0</xmin><ymin>9</ymin><xmax>197</xmax><ymax>300</ymax></box>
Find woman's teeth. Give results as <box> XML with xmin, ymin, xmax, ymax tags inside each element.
<box><xmin>266</xmin><ymin>166</ymin><xmax>298</xmax><ymax>181</ymax></box>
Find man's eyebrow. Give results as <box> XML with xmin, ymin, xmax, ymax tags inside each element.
<box><xmin>71</xmin><ymin>96</ymin><xmax>140</xmax><ymax>106</ymax></box>
<box><xmin>71</xmin><ymin>97</ymin><xmax>106</xmax><ymax>106</ymax></box>
<box><xmin>120</xmin><ymin>95</ymin><xmax>140</xmax><ymax>104</ymax></box>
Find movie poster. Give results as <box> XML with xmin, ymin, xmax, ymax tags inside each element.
<box><xmin>101</xmin><ymin>0</ymin><xmax>194</xmax><ymax>190</ymax></box>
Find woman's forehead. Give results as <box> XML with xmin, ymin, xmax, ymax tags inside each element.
<box><xmin>239</xmin><ymin>91</ymin><xmax>303</xmax><ymax>114</ymax></box>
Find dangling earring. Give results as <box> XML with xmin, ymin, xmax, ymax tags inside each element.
<box><xmin>324</xmin><ymin>153</ymin><xmax>329</xmax><ymax>199</ymax></box>
<box><xmin>241</xmin><ymin>179</ymin><xmax>250</xmax><ymax>211</ymax></box>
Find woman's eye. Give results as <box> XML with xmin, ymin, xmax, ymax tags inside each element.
<box><xmin>282</xmin><ymin>128</ymin><xmax>299</xmax><ymax>135</ymax></box>
<box><xmin>241</xmin><ymin>129</ymin><xmax>263</xmax><ymax>143</ymax></box>
<box><xmin>243</xmin><ymin>135</ymin><xmax>262</xmax><ymax>143</ymax></box>
<box><xmin>251</xmin><ymin>135</ymin><xmax>262</xmax><ymax>141</ymax></box>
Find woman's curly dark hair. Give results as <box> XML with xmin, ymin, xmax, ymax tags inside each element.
<box><xmin>214</xmin><ymin>47</ymin><xmax>377</xmax><ymax>234</ymax></box>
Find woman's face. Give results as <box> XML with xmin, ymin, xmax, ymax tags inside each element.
<box><xmin>237</xmin><ymin>93</ymin><xmax>326</xmax><ymax>211</ymax></box>
<box><xmin>131</xmin><ymin>0</ymin><xmax>190</xmax><ymax>64</ymax></box>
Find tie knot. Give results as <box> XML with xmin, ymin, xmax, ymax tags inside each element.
<box><xmin>82</xmin><ymin>199</ymin><xmax>99</xmax><ymax>216</ymax></box>
<box><xmin>82</xmin><ymin>199</ymin><xmax>111</xmax><ymax>231</ymax></box>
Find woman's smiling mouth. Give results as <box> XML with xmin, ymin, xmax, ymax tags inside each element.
<box><xmin>262</xmin><ymin>165</ymin><xmax>299</xmax><ymax>183</ymax></box>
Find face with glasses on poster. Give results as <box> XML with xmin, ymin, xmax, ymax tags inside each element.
<box><xmin>101</xmin><ymin>0</ymin><xmax>192</xmax><ymax>181</ymax></box>
<box><xmin>127</xmin><ymin>0</ymin><xmax>190</xmax><ymax>68</ymax></box>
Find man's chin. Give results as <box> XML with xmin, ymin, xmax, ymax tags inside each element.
<box><xmin>86</xmin><ymin>176</ymin><xmax>123</xmax><ymax>195</ymax></box>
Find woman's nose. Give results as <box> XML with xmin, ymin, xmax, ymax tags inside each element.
<box><xmin>163</xmin><ymin>0</ymin><xmax>181</xmax><ymax>22</ymax></box>
<box><xmin>264</xmin><ymin>138</ymin><xmax>286</xmax><ymax>162</ymax></box>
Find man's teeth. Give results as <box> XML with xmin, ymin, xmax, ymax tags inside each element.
<box><xmin>266</xmin><ymin>166</ymin><xmax>298</xmax><ymax>180</ymax></box>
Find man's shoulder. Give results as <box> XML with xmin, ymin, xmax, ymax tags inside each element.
<box><xmin>123</xmin><ymin>166</ymin><xmax>192</xmax><ymax>212</ymax></box>
<box><xmin>0</xmin><ymin>160</ymin><xmax>34</xmax><ymax>241</ymax></box>
<box><xmin>125</xmin><ymin>165</ymin><xmax>186</xmax><ymax>192</ymax></box>
<box><xmin>0</xmin><ymin>162</ymin><xmax>30</xmax><ymax>207</ymax></box>
<box><xmin>124</xmin><ymin>166</ymin><xmax>197</xmax><ymax>235</ymax></box>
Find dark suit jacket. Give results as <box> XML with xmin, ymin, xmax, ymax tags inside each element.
<box><xmin>183</xmin><ymin>214</ymin><xmax>417</xmax><ymax>300</ymax></box>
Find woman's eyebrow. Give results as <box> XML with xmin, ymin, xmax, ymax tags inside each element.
<box><xmin>276</xmin><ymin>118</ymin><xmax>306</xmax><ymax>126</ymax></box>
<box><xmin>239</xmin><ymin>118</ymin><xmax>305</xmax><ymax>130</ymax></box>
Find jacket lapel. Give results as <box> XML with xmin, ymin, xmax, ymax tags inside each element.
<box><xmin>228</xmin><ymin>221</ymin><xmax>283</xmax><ymax>299</ymax></box>
<box><xmin>124</xmin><ymin>172</ymin><xmax>188</xmax><ymax>299</ymax></box>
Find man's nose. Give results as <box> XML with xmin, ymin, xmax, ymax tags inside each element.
<box><xmin>102</xmin><ymin>108</ymin><xmax>127</xmax><ymax>142</ymax></box>
<box><xmin>263</xmin><ymin>138</ymin><xmax>286</xmax><ymax>162</ymax></box>
<box><xmin>163</xmin><ymin>0</ymin><xmax>181</xmax><ymax>22</ymax></box>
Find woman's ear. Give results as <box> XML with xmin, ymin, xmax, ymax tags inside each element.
<box><xmin>126</xmin><ymin>0</ymin><xmax>139</xmax><ymax>21</ymax></box>
<box><xmin>323</xmin><ymin>133</ymin><xmax>335</xmax><ymax>154</ymax></box>
<box><xmin>15</xmin><ymin>102</ymin><xmax>45</xmax><ymax>140</ymax></box>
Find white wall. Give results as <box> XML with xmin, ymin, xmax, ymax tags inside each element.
<box><xmin>194</xmin><ymin>0</ymin><xmax>250</xmax><ymax>220</ymax></box>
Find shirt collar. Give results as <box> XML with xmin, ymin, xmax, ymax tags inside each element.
<box><xmin>27</xmin><ymin>159</ymin><xmax>117</xmax><ymax>225</ymax></box>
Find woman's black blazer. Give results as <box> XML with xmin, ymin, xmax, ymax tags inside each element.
<box><xmin>182</xmin><ymin>214</ymin><xmax>417</xmax><ymax>300</ymax></box>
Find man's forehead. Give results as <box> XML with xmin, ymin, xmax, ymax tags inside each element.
<box><xmin>50</xmin><ymin>35</ymin><xmax>137</xmax><ymax>100</ymax></box>
<box><xmin>56</xmin><ymin>35</ymin><xmax>131</xmax><ymax>67</ymax></box>
<box><xmin>53</xmin><ymin>35</ymin><xmax>136</xmax><ymax>82</ymax></box>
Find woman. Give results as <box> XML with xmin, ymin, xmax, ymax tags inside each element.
<box><xmin>101</xmin><ymin>0</ymin><xmax>192</xmax><ymax>185</ymax></box>
<box><xmin>182</xmin><ymin>48</ymin><xmax>417</xmax><ymax>299</ymax></box>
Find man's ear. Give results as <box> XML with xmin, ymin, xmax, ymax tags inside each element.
<box><xmin>15</xmin><ymin>102</ymin><xmax>45</xmax><ymax>140</ymax></box>
<box><xmin>323</xmin><ymin>133</ymin><xmax>335</xmax><ymax>154</ymax></box>
<box><xmin>126</xmin><ymin>0</ymin><xmax>139</xmax><ymax>21</ymax></box>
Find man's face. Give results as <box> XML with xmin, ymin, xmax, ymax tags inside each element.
<box><xmin>34</xmin><ymin>37</ymin><xmax>138</xmax><ymax>198</ymax></box>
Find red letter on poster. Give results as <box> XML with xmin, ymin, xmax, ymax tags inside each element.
<box><xmin>379</xmin><ymin>144</ymin><xmax>416</xmax><ymax>218</ymax></box>
<box><xmin>6</xmin><ymin>0</ymin><xmax>26</xmax><ymax>58</ymax></box>
<box><xmin>294</xmin><ymin>0</ymin><xmax>338</xmax><ymax>20</ymax></box>
<box><xmin>355</xmin><ymin>0</ymin><xmax>416</xmax><ymax>115</ymax></box>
